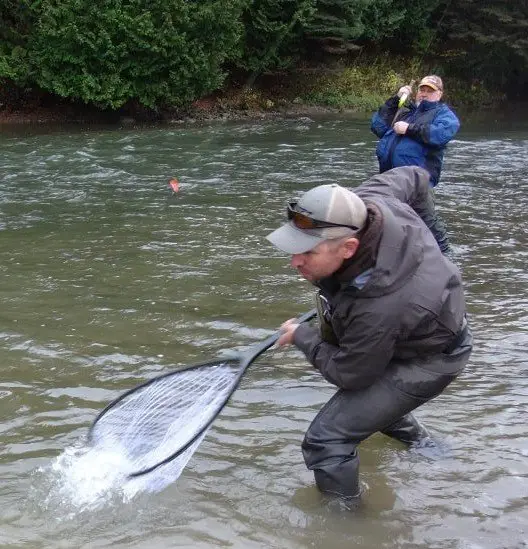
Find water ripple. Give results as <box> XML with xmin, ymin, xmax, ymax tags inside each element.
<box><xmin>0</xmin><ymin>118</ymin><xmax>527</xmax><ymax>548</ymax></box>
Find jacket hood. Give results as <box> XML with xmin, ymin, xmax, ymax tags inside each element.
<box><xmin>334</xmin><ymin>198</ymin><xmax>424</xmax><ymax>297</ymax></box>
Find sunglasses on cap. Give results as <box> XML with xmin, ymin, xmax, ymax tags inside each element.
<box><xmin>287</xmin><ymin>202</ymin><xmax>360</xmax><ymax>231</ymax></box>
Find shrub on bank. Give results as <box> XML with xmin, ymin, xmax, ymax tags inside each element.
<box><xmin>295</xmin><ymin>54</ymin><xmax>501</xmax><ymax>111</ymax></box>
<box><xmin>5</xmin><ymin>0</ymin><xmax>244</xmax><ymax>110</ymax></box>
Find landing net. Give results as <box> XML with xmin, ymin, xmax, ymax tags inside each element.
<box><xmin>88</xmin><ymin>359</ymin><xmax>241</xmax><ymax>477</ymax></box>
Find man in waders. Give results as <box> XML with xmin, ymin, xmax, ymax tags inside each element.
<box><xmin>371</xmin><ymin>75</ymin><xmax>460</xmax><ymax>188</ymax></box>
<box><xmin>266</xmin><ymin>166</ymin><xmax>472</xmax><ymax>507</ymax></box>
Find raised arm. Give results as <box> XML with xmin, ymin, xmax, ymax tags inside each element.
<box><xmin>370</xmin><ymin>95</ymin><xmax>399</xmax><ymax>138</ymax></box>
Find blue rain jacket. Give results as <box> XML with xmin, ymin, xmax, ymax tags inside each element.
<box><xmin>371</xmin><ymin>96</ymin><xmax>460</xmax><ymax>187</ymax></box>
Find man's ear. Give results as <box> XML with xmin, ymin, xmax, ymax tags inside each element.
<box><xmin>342</xmin><ymin>237</ymin><xmax>360</xmax><ymax>259</ymax></box>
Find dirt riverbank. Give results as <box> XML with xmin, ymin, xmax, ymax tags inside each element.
<box><xmin>0</xmin><ymin>84</ymin><xmax>344</xmax><ymax>126</ymax></box>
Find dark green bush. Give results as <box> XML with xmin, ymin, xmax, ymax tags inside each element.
<box><xmin>435</xmin><ymin>0</ymin><xmax>528</xmax><ymax>95</ymax></box>
<box><xmin>237</xmin><ymin>0</ymin><xmax>316</xmax><ymax>75</ymax></box>
<box><xmin>305</xmin><ymin>0</ymin><xmax>440</xmax><ymax>43</ymax></box>
<box><xmin>24</xmin><ymin>0</ymin><xmax>244</xmax><ymax>109</ymax></box>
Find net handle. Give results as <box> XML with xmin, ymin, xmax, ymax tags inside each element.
<box><xmin>239</xmin><ymin>308</ymin><xmax>317</xmax><ymax>367</ymax></box>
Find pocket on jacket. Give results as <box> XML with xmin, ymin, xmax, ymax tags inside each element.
<box><xmin>386</xmin><ymin>358</ymin><xmax>458</xmax><ymax>401</ymax></box>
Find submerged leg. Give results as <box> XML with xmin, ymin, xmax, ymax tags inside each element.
<box><xmin>301</xmin><ymin>378</ymin><xmax>420</xmax><ymax>499</ymax></box>
<box><xmin>381</xmin><ymin>413</ymin><xmax>431</xmax><ymax>446</ymax></box>
<box><xmin>301</xmin><ymin>344</ymin><xmax>473</xmax><ymax>502</ymax></box>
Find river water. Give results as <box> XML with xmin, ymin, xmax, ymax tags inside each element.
<box><xmin>0</xmin><ymin>115</ymin><xmax>527</xmax><ymax>548</ymax></box>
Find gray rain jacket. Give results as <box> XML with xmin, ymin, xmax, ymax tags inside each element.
<box><xmin>293</xmin><ymin>166</ymin><xmax>466</xmax><ymax>390</ymax></box>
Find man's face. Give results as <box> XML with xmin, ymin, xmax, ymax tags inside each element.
<box><xmin>290</xmin><ymin>238</ymin><xmax>357</xmax><ymax>283</ymax></box>
<box><xmin>416</xmin><ymin>85</ymin><xmax>442</xmax><ymax>104</ymax></box>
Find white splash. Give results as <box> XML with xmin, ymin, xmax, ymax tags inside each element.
<box><xmin>37</xmin><ymin>435</ymin><xmax>204</xmax><ymax>515</ymax></box>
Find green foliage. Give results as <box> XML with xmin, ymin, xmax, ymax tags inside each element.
<box><xmin>0</xmin><ymin>0</ymin><xmax>33</xmax><ymax>45</ymax></box>
<box><xmin>297</xmin><ymin>51</ymin><xmax>503</xmax><ymax>111</ymax></box>
<box><xmin>23</xmin><ymin>0</ymin><xmax>244</xmax><ymax>109</ymax></box>
<box><xmin>1</xmin><ymin>0</ymin><xmax>526</xmax><ymax>112</ymax></box>
<box><xmin>238</xmin><ymin>0</ymin><xmax>316</xmax><ymax>74</ymax></box>
<box><xmin>434</xmin><ymin>0</ymin><xmax>528</xmax><ymax>94</ymax></box>
<box><xmin>305</xmin><ymin>0</ymin><xmax>440</xmax><ymax>43</ymax></box>
<box><xmin>436</xmin><ymin>58</ymin><xmax>503</xmax><ymax>108</ymax></box>
<box><xmin>0</xmin><ymin>46</ymin><xmax>29</xmax><ymax>82</ymax></box>
<box><xmin>0</xmin><ymin>0</ymin><xmax>34</xmax><ymax>82</ymax></box>
<box><xmin>301</xmin><ymin>55</ymin><xmax>418</xmax><ymax>110</ymax></box>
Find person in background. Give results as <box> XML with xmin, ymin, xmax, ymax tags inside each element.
<box><xmin>266</xmin><ymin>166</ymin><xmax>472</xmax><ymax>508</ymax></box>
<box><xmin>371</xmin><ymin>75</ymin><xmax>460</xmax><ymax>187</ymax></box>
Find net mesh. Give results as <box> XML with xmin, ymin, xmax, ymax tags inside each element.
<box><xmin>89</xmin><ymin>359</ymin><xmax>241</xmax><ymax>476</ymax></box>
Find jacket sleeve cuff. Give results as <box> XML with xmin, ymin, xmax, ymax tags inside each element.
<box><xmin>292</xmin><ymin>323</ymin><xmax>321</xmax><ymax>366</ymax></box>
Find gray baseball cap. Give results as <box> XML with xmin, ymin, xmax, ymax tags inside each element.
<box><xmin>266</xmin><ymin>184</ymin><xmax>367</xmax><ymax>254</ymax></box>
